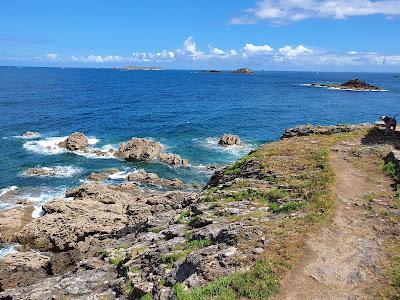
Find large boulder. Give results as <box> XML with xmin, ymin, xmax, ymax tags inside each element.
<box><xmin>0</xmin><ymin>252</ymin><xmax>51</xmax><ymax>291</ymax></box>
<box><xmin>0</xmin><ymin>205</ymin><xmax>34</xmax><ymax>243</ymax></box>
<box><xmin>115</xmin><ymin>137</ymin><xmax>189</xmax><ymax>166</ymax></box>
<box><xmin>59</xmin><ymin>132</ymin><xmax>89</xmax><ymax>151</ymax></box>
<box><xmin>218</xmin><ymin>134</ymin><xmax>241</xmax><ymax>146</ymax></box>
<box><xmin>87</xmin><ymin>168</ymin><xmax>120</xmax><ymax>181</ymax></box>
<box><xmin>114</xmin><ymin>138</ymin><xmax>163</xmax><ymax>161</ymax></box>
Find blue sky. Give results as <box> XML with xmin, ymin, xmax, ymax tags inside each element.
<box><xmin>1</xmin><ymin>0</ymin><xmax>400</xmax><ymax>71</ymax></box>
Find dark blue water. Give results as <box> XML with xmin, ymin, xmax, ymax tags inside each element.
<box><xmin>1</xmin><ymin>67</ymin><xmax>399</xmax><ymax>214</ymax></box>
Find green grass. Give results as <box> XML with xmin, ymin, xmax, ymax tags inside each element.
<box><xmin>224</xmin><ymin>156</ymin><xmax>251</xmax><ymax>175</ymax></box>
<box><xmin>269</xmin><ymin>201</ymin><xmax>304</xmax><ymax>213</ymax></box>
<box><xmin>148</xmin><ymin>226</ymin><xmax>164</xmax><ymax>233</ymax></box>
<box><xmin>174</xmin><ymin>260</ymin><xmax>279</xmax><ymax>300</ymax></box>
<box><xmin>384</xmin><ymin>161</ymin><xmax>397</xmax><ymax>177</ymax></box>
<box><xmin>175</xmin><ymin>210</ymin><xmax>190</xmax><ymax>224</ymax></box>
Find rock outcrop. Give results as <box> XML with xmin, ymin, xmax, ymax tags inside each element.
<box><xmin>281</xmin><ymin>124</ymin><xmax>367</xmax><ymax>139</ymax></box>
<box><xmin>59</xmin><ymin>132</ymin><xmax>89</xmax><ymax>151</ymax></box>
<box><xmin>127</xmin><ymin>171</ymin><xmax>183</xmax><ymax>188</ymax></box>
<box><xmin>115</xmin><ymin>137</ymin><xmax>189</xmax><ymax>167</ymax></box>
<box><xmin>24</xmin><ymin>167</ymin><xmax>58</xmax><ymax>177</ymax></box>
<box><xmin>218</xmin><ymin>134</ymin><xmax>241</xmax><ymax>146</ymax></box>
<box><xmin>0</xmin><ymin>205</ymin><xmax>34</xmax><ymax>243</ymax></box>
<box><xmin>0</xmin><ymin>252</ymin><xmax>51</xmax><ymax>291</ymax></box>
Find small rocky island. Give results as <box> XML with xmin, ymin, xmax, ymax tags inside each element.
<box><xmin>308</xmin><ymin>78</ymin><xmax>384</xmax><ymax>91</ymax></box>
<box><xmin>232</xmin><ymin>68</ymin><xmax>253</xmax><ymax>74</ymax></box>
<box><xmin>115</xmin><ymin>66</ymin><xmax>163</xmax><ymax>71</ymax></box>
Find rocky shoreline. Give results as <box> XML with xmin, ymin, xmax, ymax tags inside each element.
<box><xmin>0</xmin><ymin>124</ymin><xmax>377</xmax><ymax>299</ymax></box>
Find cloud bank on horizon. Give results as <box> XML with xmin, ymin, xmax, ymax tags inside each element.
<box><xmin>230</xmin><ymin>0</ymin><xmax>400</xmax><ymax>25</ymax></box>
<box><xmin>7</xmin><ymin>36</ymin><xmax>398</xmax><ymax>70</ymax></box>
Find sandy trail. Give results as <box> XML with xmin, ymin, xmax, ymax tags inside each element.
<box><xmin>275</xmin><ymin>143</ymin><xmax>386</xmax><ymax>300</ymax></box>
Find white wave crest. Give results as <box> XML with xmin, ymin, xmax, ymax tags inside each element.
<box><xmin>194</xmin><ymin>137</ymin><xmax>255</xmax><ymax>157</ymax></box>
<box><xmin>0</xmin><ymin>186</ymin><xmax>18</xmax><ymax>197</ymax></box>
<box><xmin>22</xmin><ymin>166</ymin><xmax>83</xmax><ymax>178</ymax></box>
<box><xmin>0</xmin><ymin>245</ymin><xmax>17</xmax><ymax>258</ymax></box>
<box><xmin>19</xmin><ymin>187</ymin><xmax>66</xmax><ymax>218</ymax></box>
<box><xmin>23</xmin><ymin>136</ymin><xmax>68</xmax><ymax>155</ymax></box>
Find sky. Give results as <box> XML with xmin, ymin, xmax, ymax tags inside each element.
<box><xmin>1</xmin><ymin>0</ymin><xmax>400</xmax><ymax>71</ymax></box>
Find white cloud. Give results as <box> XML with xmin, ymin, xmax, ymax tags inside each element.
<box><xmin>231</xmin><ymin>0</ymin><xmax>400</xmax><ymax>24</ymax></box>
<box><xmin>243</xmin><ymin>43</ymin><xmax>274</xmax><ymax>55</ymax></box>
<box><xmin>46</xmin><ymin>53</ymin><xmax>60</xmax><ymax>61</ymax></box>
<box><xmin>278</xmin><ymin>45</ymin><xmax>313</xmax><ymax>56</ymax></box>
<box><xmin>70</xmin><ymin>55</ymin><xmax>123</xmax><ymax>63</ymax></box>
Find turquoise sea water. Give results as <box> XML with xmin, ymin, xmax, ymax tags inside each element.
<box><xmin>0</xmin><ymin>67</ymin><xmax>399</xmax><ymax>216</ymax></box>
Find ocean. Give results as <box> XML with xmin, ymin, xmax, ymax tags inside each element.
<box><xmin>1</xmin><ymin>66</ymin><xmax>399</xmax><ymax>216</ymax></box>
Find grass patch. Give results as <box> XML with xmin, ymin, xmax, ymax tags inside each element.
<box><xmin>175</xmin><ymin>210</ymin><xmax>190</xmax><ymax>224</ymax></box>
<box><xmin>174</xmin><ymin>260</ymin><xmax>279</xmax><ymax>300</ymax></box>
<box><xmin>384</xmin><ymin>161</ymin><xmax>397</xmax><ymax>177</ymax></box>
<box><xmin>224</xmin><ymin>156</ymin><xmax>251</xmax><ymax>175</ymax></box>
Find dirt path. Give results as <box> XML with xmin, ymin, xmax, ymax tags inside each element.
<box><xmin>275</xmin><ymin>142</ymin><xmax>388</xmax><ymax>300</ymax></box>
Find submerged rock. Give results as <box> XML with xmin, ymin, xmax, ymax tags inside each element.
<box><xmin>24</xmin><ymin>167</ymin><xmax>58</xmax><ymax>177</ymax></box>
<box><xmin>218</xmin><ymin>133</ymin><xmax>241</xmax><ymax>146</ymax></box>
<box><xmin>59</xmin><ymin>132</ymin><xmax>89</xmax><ymax>151</ymax></box>
<box><xmin>22</xmin><ymin>131</ymin><xmax>40</xmax><ymax>138</ymax></box>
<box><xmin>87</xmin><ymin>168</ymin><xmax>120</xmax><ymax>181</ymax></box>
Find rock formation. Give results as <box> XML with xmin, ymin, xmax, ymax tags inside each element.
<box><xmin>127</xmin><ymin>170</ymin><xmax>183</xmax><ymax>188</ymax></box>
<box><xmin>218</xmin><ymin>134</ymin><xmax>241</xmax><ymax>146</ymax></box>
<box><xmin>59</xmin><ymin>132</ymin><xmax>89</xmax><ymax>151</ymax></box>
<box><xmin>87</xmin><ymin>168</ymin><xmax>120</xmax><ymax>181</ymax></box>
<box><xmin>309</xmin><ymin>79</ymin><xmax>383</xmax><ymax>91</ymax></box>
<box><xmin>24</xmin><ymin>167</ymin><xmax>58</xmax><ymax>177</ymax></box>
<box><xmin>115</xmin><ymin>137</ymin><xmax>189</xmax><ymax>167</ymax></box>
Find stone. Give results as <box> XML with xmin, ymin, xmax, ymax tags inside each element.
<box><xmin>87</xmin><ymin>168</ymin><xmax>120</xmax><ymax>181</ymax></box>
<box><xmin>218</xmin><ymin>134</ymin><xmax>241</xmax><ymax>146</ymax></box>
<box><xmin>114</xmin><ymin>138</ymin><xmax>163</xmax><ymax>161</ymax></box>
<box><xmin>127</xmin><ymin>170</ymin><xmax>183</xmax><ymax>187</ymax></box>
<box><xmin>24</xmin><ymin>167</ymin><xmax>58</xmax><ymax>177</ymax></box>
<box><xmin>59</xmin><ymin>132</ymin><xmax>89</xmax><ymax>151</ymax></box>
<box><xmin>0</xmin><ymin>205</ymin><xmax>34</xmax><ymax>243</ymax></box>
<box><xmin>159</xmin><ymin>153</ymin><xmax>190</xmax><ymax>167</ymax></box>
<box><xmin>0</xmin><ymin>251</ymin><xmax>51</xmax><ymax>291</ymax></box>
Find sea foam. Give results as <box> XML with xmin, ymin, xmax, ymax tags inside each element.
<box><xmin>22</xmin><ymin>166</ymin><xmax>83</xmax><ymax>178</ymax></box>
<box><xmin>0</xmin><ymin>245</ymin><xmax>17</xmax><ymax>258</ymax></box>
<box><xmin>194</xmin><ymin>137</ymin><xmax>255</xmax><ymax>157</ymax></box>
<box><xmin>0</xmin><ymin>186</ymin><xmax>18</xmax><ymax>197</ymax></box>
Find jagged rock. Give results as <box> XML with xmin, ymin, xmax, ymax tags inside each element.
<box><xmin>115</xmin><ymin>137</ymin><xmax>189</xmax><ymax>167</ymax></box>
<box><xmin>281</xmin><ymin>124</ymin><xmax>367</xmax><ymax>139</ymax></box>
<box><xmin>159</xmin><ymin>153</ymin><xmax>189</xmax><ymax>167</ymax></box>
<box><xmin>127</xmin><ymin>171</ymin><xmax>183</xmax><ymax>187</ymax></box>
<box><xmin>0</xmin><ymin>205</ymin><xmax>34</xmax><ymax>243</ymax></box>
<box><xmin>207</xmin><ymin>157</ymin><xmax>267</xmax><ymax>187</ymax></box>
<box><xmin>114</xmin><ymin>138</ymin><xmax>163</xmax><ymax>161</ymax></box>
<box><xmin>0</xmin><ymin>251</ymin><xmax>51</xmax><ymax>291</ymax></box>
<box><xmin>218</xmin><ymin>134</ymin><xmax>241</xmax><ymax>146</ymax></box>
<box><xmin>58</xmin><ymin>132</ymin><xmax>89</xmax><ymax>151</ymax></box>
<box><xmin>87</xmin><ymin>168</ymin><xmax>120</xmax><ymax>181</ymax></box>
<box><xmin>0</xmin><ymin>261</ymin><xmax>122</xmax><ymax>299</ymax></box>
<box><xmin>232</xmin><ymin>68</ymin><xmax>253</xmax><ymax>74</ymax></box>
<box><xmin>22</xmin><ymin>131</ymin><xmax>40</xmax><ymax>138</ymax></box>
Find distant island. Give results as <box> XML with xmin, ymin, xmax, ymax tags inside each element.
<box><xmin>114</xmin><ymin>66</ymin><xmax>163</xmax><ymax>71</ymax></box>
<box><xmin>203</xmin><ymin>68</ymin><xmax>254</xmax><ymax>74</ymax></box>
<box><xmin>305</xmin><ymin>78</ymin><xmax>385</xmax><ymax>91</ymax></box>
